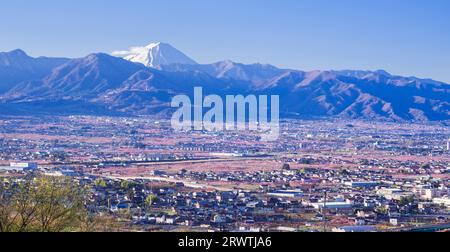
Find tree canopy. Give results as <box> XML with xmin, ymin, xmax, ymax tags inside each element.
<box><xmin>0</xmin><ymin>176</ymin><xmax>88</xmax><ymax>232</ymax></box>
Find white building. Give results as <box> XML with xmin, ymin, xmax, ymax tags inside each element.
<box><xmin>10</xmin><ymin>162</ymin><xmax>38</xmax><ymax>169</ymax></box>
<box><xmin>310</xmin><ymin>200</ymin><xmax>353</xmax><ymax>210</ymax></box>
<box><xmin>433</xmin><ymin>197</ymin><xmax>450</xmax><ymax>208</ymax></box>
<box><xmin>377</xmin><ymin>188</ymin><xmax>414</xmax><ymax>200</ymax></box>
<box><xmin>390</xmin><ymin>218</ymin><xmax>399</xmax><ymax>226</ymax></box>
<box><xmin>268</xmin><ymin>189</ymin><xmax>303</xmax><ymax>198</ymax></box>
<box><xmin>0</xmin><ymin>162</ymin><xmax>38</xmax><ymax>172</ymax></box>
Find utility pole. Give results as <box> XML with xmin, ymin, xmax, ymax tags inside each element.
<box><xmin>323</xmin><ymin>191</ymin><xmax>328</xmax><ymax>232</ymax></box>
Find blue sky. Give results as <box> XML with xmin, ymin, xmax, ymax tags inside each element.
<box><xmin>1</xmin><ymin>0</ymin><xmax>450</xmax><ymax>82</ymax></box>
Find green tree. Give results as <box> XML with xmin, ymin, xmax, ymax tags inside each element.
<box><xmin>399</xmin><ymin>195</ymin><xmax>415</xmax><ymax>207</ymax></box>
<box><xmin>145</xmin><ymin>194</ymin><xmax>158</xmax><ymax>209</ymax></box>
<box><xmin>120</xmin><ymin>180</ymin><xmax>136</xmax><ymax>189</ymax></box>
<box><xmin>32</xmin><ymin>176</ymin><xmax>85</xmax><ymax>232</ymax></box>
<box><xmin>0</xmin><ymin>180</ymin><xmax>17</xmax><ymax>232</ymax></box>
<box><xmin>95</xmin><ymin>179</ymin><xmax>107</xmax><ymax>188</ymax></box>
<box><xmin>0</xmin><ymin>176</ymin><xmax>87</xmax><ymax>232</ymax></box>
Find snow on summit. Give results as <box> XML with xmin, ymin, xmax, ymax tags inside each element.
<box><xmin>112</xmin><ymin>42</ymin><xmax>197</xmax><ymax>68</ymax></box>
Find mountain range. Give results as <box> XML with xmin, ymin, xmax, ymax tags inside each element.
<box><xmin>0</xmin><ymin>49</ymin><xmax>68</xmax><ymax>93</ymax></box>
<box><xmin>0</xmin><ymin>43</ymin><xmax>449</xmax><ymax>121</ymax></box>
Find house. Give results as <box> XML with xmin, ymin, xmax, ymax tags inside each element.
<box><xmin>433</xmin><ymin>197</ymin><xmax>450</xmax><ymax>208</ymax></box>
<box><xmin>310</xmin><ymin>200</ymin><xmax>353</xmax><ymax>210</ymax></box>
<box><xmin>390</xmin><ymin>218</ymin><xmax>399</xmax><ymax>226</ymax></box>
<box><xmin>345</xmin><ymin>181</ymin><xmax>379</xmax><ymax>188</ymax></box>
<box><xmin>267</xmin><ymin>189</ymin><xmax>303</xmax><ymax>198</ymax></box>
<box><xmin>0</xmin><ymin>162</ymin><xmax>38</xmax><ymax>172</ymax></box>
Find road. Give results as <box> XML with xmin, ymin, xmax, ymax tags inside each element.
<box><xmin>103</xmin><ymin>174</ymin><xmax>233</xmax><ymax>192</ymax></box>
<box><xmin>40</xmin><ymin>155</ymin><xmax>273</xmax><ymax>167</ymax></box>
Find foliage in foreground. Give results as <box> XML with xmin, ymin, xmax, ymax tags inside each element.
<box><xmin>0</xmin><ymin>175</ymin><xmax>109</xmax><ymax>232</ymax></box>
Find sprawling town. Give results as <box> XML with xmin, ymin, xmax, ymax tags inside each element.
<box><xmin>0</xmin><ymin>115</ymin><xmax>449</xmax><ymax>232</ymax></box>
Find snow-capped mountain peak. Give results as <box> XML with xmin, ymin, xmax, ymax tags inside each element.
<box><xmin>112</xmin><ymin>42</ymin><xmax>197</xmax><ymax>68</ymax></box>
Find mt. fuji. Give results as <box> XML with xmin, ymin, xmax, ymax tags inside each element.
<box><xmin>112</xmin><ymin>42</ymin><xmax>197</xmax><ymax>68</ymax></box>
<box><xmin>0</xmin><ymin>46</ymin><xmax>449</xmax><ymax>121</ymax></box>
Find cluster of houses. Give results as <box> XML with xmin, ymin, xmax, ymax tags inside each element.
<box><xmin>1</xmin><ymin>116</ymin><xmax>449</xmax><ymax>232</ymax></box>
<box><xmin>1</xmin><ymin>158</ymin><xmax>449</xmax><ymax>232</ymax></box>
